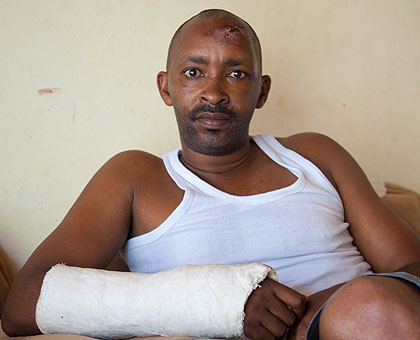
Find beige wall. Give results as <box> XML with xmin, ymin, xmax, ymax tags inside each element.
<box><xmin>1</xmin><ymin>0</ymin><xmax>419</xmax><ymax>276</ymax></box>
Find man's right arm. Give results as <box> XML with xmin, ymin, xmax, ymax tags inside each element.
<box><xmin>1</xmin><ymin>151</ymin><xmax>143</xmax><ymax>336</ymax></box>
<box><xmin>2</xmin><ymin>149</ymin><xmax>306</xmax><ymax>339</ymax></box>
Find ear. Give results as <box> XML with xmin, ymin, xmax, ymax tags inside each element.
<box><xmin>255</xmin><ymin>75</ymin><xmax>271</xmax><ymax>109</ymax></box>
<box><xmin>157</xmin><ymin>71</ymin><xmax>173</xmax><ymax>106</ymax></box>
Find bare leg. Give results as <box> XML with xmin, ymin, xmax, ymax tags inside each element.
<box><xmin>319</xmin><ymin>276</ymin><xmax>420</xmax><ymax>340</ymax></box>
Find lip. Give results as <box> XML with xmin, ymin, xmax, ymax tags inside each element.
<box><xmin>196</xmin><ymin>112</ymin><xmax>230</xmax><ymax>129</ymax></box>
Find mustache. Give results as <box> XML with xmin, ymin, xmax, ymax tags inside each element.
<box><xmin>188</xmin><ymin>104</ymin><xmax>236</xmax><ymax>120</ymax></box>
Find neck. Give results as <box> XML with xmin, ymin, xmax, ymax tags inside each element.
<box><xmin>179</xmin><ymin>137</ymin><xmax>254</xmax><ymax>174</ymax></box>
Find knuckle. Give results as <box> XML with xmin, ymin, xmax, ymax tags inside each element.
<box><xmin>244</xmin><ymin>313</ymin><xmax>260</xmax><ymax>328</ymax></box>
<box><xmin>245</xmin><ymin>298</ymin><xmax>267</xmax><ymax>316</ymax></box>
<box><xmin>243</xmin><ymin>321</ymin><xmax>258</xmax><ymax>338</ymax></box>
<box><xmin>277</xmin><ymin>322</ymin><xmax>289</xmax><ymax>337</ymax></box>
<box><xmin>244</xmin><ymin>324</ymin><xmax>273</xmax><ymax>340</ymax></box>
<box><xmin>295</xmin><ymin>295</ymin><xmax>306</xmax><ymax>308</ymax></box>
<box><xmin>293</xmin><ymin>296</ymin><xmax>306</xmax><ymax>317</ymax></box>
<box><xmin>284</xmin><ymin>310</ymin><xmax>296</xmax><ymax>326</ymax></box>
<box><xmin>246</xmin><ymin>292</ymin><xmax>262</xmax><ymax>308</ymax></box>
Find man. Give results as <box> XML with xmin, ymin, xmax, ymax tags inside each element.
<box><xmin>2</xmin><ymin>9</ymin><xmax>420</xmax><ymax>340</ymax></box>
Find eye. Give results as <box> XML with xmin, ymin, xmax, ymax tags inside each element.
<box><xmin>227</xmin><ymin>70</ymin><xmax>246</xmax><ymax>79</ymax></box>
<box><xmin>183</xmin><ymin>68</ymin><xmax>203</xmax><ymax>78</ymax></box>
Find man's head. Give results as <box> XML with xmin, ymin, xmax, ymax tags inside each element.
<box><xmin>157</xmin><ymin>9</ymin><xmax>271</xmax><ymax>156</ymax></box>
<box><xmin>166</xmin><ymin>9</ymin><xmax>263</xmax><ymax>74</ymax></box>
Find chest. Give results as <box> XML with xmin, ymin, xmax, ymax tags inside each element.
<box><xmin>189</xmin><ymin>148</ymin><xmax>299</xmax><ymax>196</ymax></box>
<box><xmin>124</xmin><ymin>184</ymin><xmax>350</xmax><ymax>273</ymax></box>
<box><xmin>130</xmin><ymin>148</ymin><xmax>300</xmax><ymax>237</ymax></box>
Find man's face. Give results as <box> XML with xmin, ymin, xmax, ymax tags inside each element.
<box><xmin>159</xmin><ymin>15</ymin><xmax>270</xmax><ymax>156</ymax></box>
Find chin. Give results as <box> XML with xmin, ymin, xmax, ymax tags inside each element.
<box><xmin>183</xmin><ymin>130</ymin><xmax>246</xmax><ymax>156</ymax></box>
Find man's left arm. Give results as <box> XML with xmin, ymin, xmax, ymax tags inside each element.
<box><xmin>320</xmin><ymin>134</ymin><xmax>420</xmax><ymax>275</ymax></box>
<box><xmin>282</xmin><ymin>133</ymin><xmax>420</xmax><ymax>338</ymax></box>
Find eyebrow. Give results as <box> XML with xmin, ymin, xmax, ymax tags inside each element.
<box><xmin>187</xmin><ymin>56</ymin><xmax>207</xmax><ymax>65</ymax></box>
<box><xmin>224</xmin><ymin>59</ymin><xmax>243</xmax><ymax>67</ymax></box>
<box><xmin>186</xmin><ymin>56</ymin><xmax>245</xmax><ymax>67</ymax></box>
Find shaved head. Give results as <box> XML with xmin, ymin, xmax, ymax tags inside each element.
<box><xmin>166</xmin><ymin>9</ymin><xmax>262</xmax><ymax>73</ymax></box>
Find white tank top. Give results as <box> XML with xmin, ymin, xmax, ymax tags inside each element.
<box><xmin>122</xmin><ymin>135</ymin><xmax>371</xmax><ymax>295</ymax></box>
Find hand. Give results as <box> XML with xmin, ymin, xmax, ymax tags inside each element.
<box><xmin>244</xmin><ymin>278</ymin><xmax>306</xmax><ymax>340</ymax></box>
<box><xmin>287</xmin><ymin>283</ymin><xmax>343</xmax><ymax>340</ymax></box>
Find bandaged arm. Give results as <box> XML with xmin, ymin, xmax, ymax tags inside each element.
<box><xmin>36</xmin><ymin>263</ymin><xmax>278</xmax><ymax>339</ymax></box>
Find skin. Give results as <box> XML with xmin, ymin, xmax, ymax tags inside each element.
<box><xmin>159</xmin><ymin>16</ymin><xmax>268</xmax><ymax>157</ymax></box>
<box><xmin>3</xmin><ymin>11</ymin><xmax>420</xmax><ymax>340</ymax></box>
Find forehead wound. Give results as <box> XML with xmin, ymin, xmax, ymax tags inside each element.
<box><xmin>204</xmin><ymin>26</ymin><xmax>246</xmax><ymax>44</ymax></box>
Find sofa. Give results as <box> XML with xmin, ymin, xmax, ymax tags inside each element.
<box><xmin>1</xmin><ymin>181</ymin><xmax>419</xmax><ymax>339</ymax></box>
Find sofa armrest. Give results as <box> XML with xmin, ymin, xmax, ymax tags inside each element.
<box><xmin>383</xmin><ymin>182</ymin><xmax>420</xmax><ymax>235</ymax></box>
<box><xmin>0</xmin><ymin>322</ymin><xmax>201</xmax><ymax>340</ymax></box>
<box><xmin>0</xmin><ymin>254</ymin><xmax>11</xmax><ymax>315</ymax></box>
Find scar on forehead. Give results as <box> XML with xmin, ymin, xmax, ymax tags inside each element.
<box><xmin>204</xmin><ymin>26</ymin><xmax>245</xmax><ymax>44</ymax></box>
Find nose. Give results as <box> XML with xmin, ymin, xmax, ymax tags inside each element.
<box><xmin>200</xmin><ymin>77</ymin><xmax>229</xmax><ymax>105</ymax></box>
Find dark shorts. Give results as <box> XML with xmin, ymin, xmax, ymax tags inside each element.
<box><xmin>305</xmin><ymin>272</ymin><xmax>420</xmax><ymax>340</ymax></box>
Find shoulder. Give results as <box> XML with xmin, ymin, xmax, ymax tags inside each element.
<box><xmin>90</xmin><ymin>150</ymin><xmax>168</xmax><ymax>192</ymax></box>
<box><xmin>105</xmin><ymin>150</ymin><xmax>164</xmax><ymax>173</ymax></box>
<box><xmin>276</xmin><ymin>132</ymin><xmax>347</xmax><ymax>189</ymax></box>
<box><xmin>277</xmin><ymin>132</ymin><xmax>341</xmax><ymax>156</ymax></box>
<box><xmin>274</xmin><ymin>134</ymin><xmax>420</xmax><ymax>272</ymax></box>
<box><xmin>275</xmin><ymin>132</ymin><xmax>374</xmax><ymax>205</ymax></box>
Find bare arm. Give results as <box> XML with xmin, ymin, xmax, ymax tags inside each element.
<box><xmin>1</xmin><ymin>151</ymin><xmax>145</xmax><ymax>336</ymax></box>
<box><xmin>282</xmin><ymin>133</ymin><xmax>420</xmax><ymax>339</ymax></box>
<box><xmin>282</xmin><ymin>133</ymin><xmax>420</xmax><ymax>273</ymax></box>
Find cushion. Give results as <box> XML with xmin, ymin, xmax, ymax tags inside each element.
<box><xmin>383</xmin><ymin>182</ymin><xmax>420</xmax><ymax>235</ymax></box>
<box><xmin>0</xmin><ymin>253</ymin><xmax>11</xmax><ymax>314</ymax></box>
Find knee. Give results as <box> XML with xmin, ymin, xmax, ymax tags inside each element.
<box><xmin>319</xmin><ymin>276</ymin><xmax>420</xmax><ymax>340</ymax></box>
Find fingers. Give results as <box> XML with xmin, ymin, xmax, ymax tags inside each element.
<box><xmin>244</xmin><ymin>278</ymin><xmax>307</xmax><ymax>340</ymax></box>
<box><xmin>265</xmin><ymin>294</ymin><xmax>297</xmax><ymax>327</ymax></box>
<box><xmin>259</xmin><ymin>278</ymin><xmax>307</xmax><ymax>319</ymax></box>
<box><xmin>244</xmin><ymin>312</ymin><xmax>289</xmax><ymax>340</ymax></box>
<box><xmin>271</xmin><ymin>282</ymin><xmax>306</xmax><ymax>319</ymax></box>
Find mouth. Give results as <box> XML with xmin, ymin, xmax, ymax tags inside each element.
<box><xmin>195</xmin><ymin>112</ymin><xmax>230</xmax><ymax>129</ymax></box>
